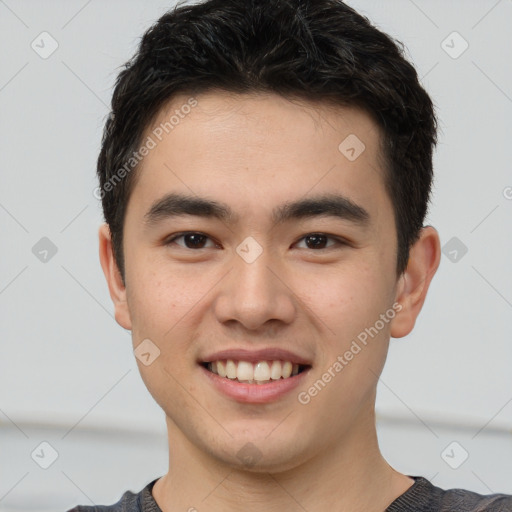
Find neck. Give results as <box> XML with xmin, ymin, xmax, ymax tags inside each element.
<box><xmin>152</xmin><ymin>404</ymin><xmax>413</xmax><ymax>512</ymax></box>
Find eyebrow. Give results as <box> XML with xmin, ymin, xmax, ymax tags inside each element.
<box><xmin>143</xmin><ymin>192</ymin><xmax>370</xmax><ymax>228</ymax></box>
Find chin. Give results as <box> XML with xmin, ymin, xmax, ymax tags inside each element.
<box><xmin>210</xmin><ymin>434</ymin><xmax>313</xmax><ymax>474</ymax></box>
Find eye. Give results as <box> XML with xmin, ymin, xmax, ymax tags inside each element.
<box><xmin>294</xmin><ymin>233</ymin><xmax>344</xmax><ymax>250</ymax></box>
<box><xmin>164</xmin><ymin>232</ymin><xmax>346</xmax><ymax>251</ymax></box>
<box><xmin>165</xmin><ymin>232</ymin><xmax>219</xmax><ymax>249</ymax></box>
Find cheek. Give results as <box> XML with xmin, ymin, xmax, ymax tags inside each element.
<box><xmin>313</xmin><ymin>263</ymin><xmax>389</xmax><ymax>322</ymax></box>
<box><xmin>304</xmin><ymin>263</ymin><xmax>394</xmax><ymax>378</ymax></box>
<box><xmin>126</xmin><ymin>261</ymin><xmax>212</xmax><ymax>366</ymax></box>
<box><xmin>127</xmin><ymin>260</ymin><xmax>202</xmax><ymax>333</ymax></box>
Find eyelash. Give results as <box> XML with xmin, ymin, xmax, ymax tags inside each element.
<box><xmin>164</xmin><ymin>232</ymin><xmax>347</xmax><ymax>250</ymax></box>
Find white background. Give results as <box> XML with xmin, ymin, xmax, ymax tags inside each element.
<box><xmin>1</xmin><ymin>0</ymin><xmax>511</xmax><ymax>509</ymax></box>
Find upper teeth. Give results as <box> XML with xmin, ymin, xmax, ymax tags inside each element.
<box><xmin>208</xmin><ymin>360</ymin><xmax>301</xmax><ymax>383</ymax></box>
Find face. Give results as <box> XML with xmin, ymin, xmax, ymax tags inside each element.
<box><xmin>103</xmin><ymin>91</ymin><xmax>416</xmax><ymax>472</ymax></box>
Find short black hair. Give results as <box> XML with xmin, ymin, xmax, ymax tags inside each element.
<box><xmin>97</xmin><ymin>0</ymin><xmax>438</xmax><ymax>282</ymax></box>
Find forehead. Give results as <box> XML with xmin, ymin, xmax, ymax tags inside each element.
<box><xmin>129</xmin><ymin>90</ymin><xmax>390</xmax><ymax>226</ymax></box>
<box><xmin>148</xmin><ymin>90</ymin><xmax>382</xmax><ymax>150</ymax></box>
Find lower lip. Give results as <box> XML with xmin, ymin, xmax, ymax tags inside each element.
<box><xmin>200</xmin><ymin>364</ymin><xmax>311</xmax><ymax>403</ymax></box>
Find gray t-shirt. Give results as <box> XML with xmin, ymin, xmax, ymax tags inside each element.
<box><xmin>67</xmin><ymin>476</ymin><xmax>512</xmax><ymax>511</ymax></box>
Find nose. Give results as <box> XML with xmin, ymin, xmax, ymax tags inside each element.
<box><xmin>212</xmin><ymin>242</ymin><xmax>297</xmax><ymax>333</ymax></box>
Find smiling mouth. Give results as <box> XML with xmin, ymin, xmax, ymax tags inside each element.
<box><xmin>201</xmin><ymin>359</ymin><xmax>311</xmax><ymax>384</ymax></box>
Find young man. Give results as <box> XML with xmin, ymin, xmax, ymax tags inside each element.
<box><xmin>70</xmin><ymin>0</ymin><xmax>512</xmax><ymax>510</ymax></box>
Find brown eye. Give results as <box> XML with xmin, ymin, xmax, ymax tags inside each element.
<box><xmin>165</xmin><ymin>232</ymin><xmax>217</xmax><ymax>249</ymax></box>
<box><xmin>295</xmin><ymin>233</ymin><xmax>340</xmax><ymax>250</ymax></box>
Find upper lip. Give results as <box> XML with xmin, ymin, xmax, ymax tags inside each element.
<box><xmin>199</xmin><ymin>348</ymin><xmax>313</xmax><ymax>366</ymax></box>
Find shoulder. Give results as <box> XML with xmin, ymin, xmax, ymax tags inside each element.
<box><xmin>65</xmin><ymin>488</ymin><xmax>139</xmax><ymax>512</ymax></box>
<box><xmin>66</xmin><ymin>478</ymin><xmax>161</xmax><ymax>512</ymax></box>
<box><xmin>388</xmin><ymin>476</ymin><xmax>512</xmax><ymax>512</ymax></box>
<box><xmin>439</xmin><ymin>485</ymin><xmax>512</xmax><ymax>511</ymax></box>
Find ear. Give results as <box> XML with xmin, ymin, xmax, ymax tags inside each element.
<box><xmin>390</xmin><ymin>226</ymin><xmax>441</xmax><ymax>338</ymax></box>
<box><xmin>98</xmin><ymin>223</ymin><xmax>132</xmax><ymax>330</ymax></box>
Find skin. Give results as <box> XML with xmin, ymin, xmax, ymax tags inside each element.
<box><xmin>99</xmin><ymin>91</ymin><xmax>440</xmax><ymax>511</ymax></box>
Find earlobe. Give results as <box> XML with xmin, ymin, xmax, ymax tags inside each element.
<box><xmin>390</xmin><ymin>226</ymin><xmax>441</xmax><ymax>338</ymax></box>
<box><xmin>98</xmin><ymin>223</ymin><xmax>132</xmax><ymax>331</ymax></box>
